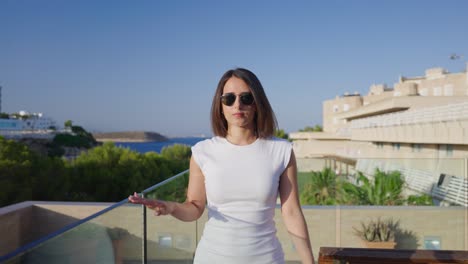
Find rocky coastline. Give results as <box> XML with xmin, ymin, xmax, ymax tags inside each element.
<box><xmin>92</xmin><ymin>131</ymin><xmax>168</xmax><ymax>142</ymax></box>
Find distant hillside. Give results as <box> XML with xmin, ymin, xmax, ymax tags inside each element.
<box><xmin>93</xmin><ymin>131</ymin><xmax>168</xmax><ymax>142</ymax></box>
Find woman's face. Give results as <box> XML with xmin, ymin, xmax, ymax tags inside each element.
<box><xmin>221</xmin><ymin>76</ymin><xmax>257</xmax><ymax>130</ymax></box>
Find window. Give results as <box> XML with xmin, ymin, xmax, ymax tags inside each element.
<box><xmin>443</xmin><ymin>85</ymin><xmax>453</xmax><ymax>96</ymax></box>
<box><xmin>419</xmin><ymin>88</ymin><xmax>428</xmax><ymax>96</ymax></box>
<box><xmin>412</xmin><ymin>144</ymin><xmax>422</xmax><ymax>152</ymax></box>
<box><xmin>158</xmin><ymin>234</ymin><xmax>172</xmax><ymax>247</ymax></box>
<box><xmin>446</xmin><ymin>145</ymin><xmax>453</xmax><ymax>157</ymax></box>
<box><xmin>439</xmin><ymin>145</ymin><xmax>453</xmax><ymax>157</ymax></box>
<box><xmin>343</xmin><ymin>104</ymin><xmax>350</xmax><ymax>112</ymax></box>
<box><xmin>392</xmin><ymin>143</ymin><xmax>400</xmax><ymax>151</ymax></box>
<box><xmin>375</xmin><ymin>142</ymin><xmax>384</xmax><ymax>149</ymax></box>
<box><xmin>439</xmin><ymin>144</ymin><xmax>453</xmax><ymax>157</ymax></box>
<box><xmin>0</xmin><ymin>121</ymin><xmax>17</xmax><ymax>128</ymax></box>
<box><xmin>333</xmin><ymin>105</ymin><xmax>339</xmax><ymax>113</ymax></box>
<box><xmin>424</xmin><ymin>236</ymin><xmax>441</xmax><ymax>250</ymax></box>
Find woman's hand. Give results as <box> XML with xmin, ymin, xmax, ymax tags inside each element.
<box><xmin>128</xmin><ymin>192</ymin><xmax>175</xmax><ymax>216</ymax></box>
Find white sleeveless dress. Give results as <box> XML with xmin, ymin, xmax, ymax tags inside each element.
<box><xmin>191</xmin><ymin>137</ymin><xmax>292</xmax><ymax>264</ymax></box>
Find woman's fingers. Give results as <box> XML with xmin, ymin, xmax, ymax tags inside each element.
<box><xmin>128</xmin><ymin>192</ymin><xmax>141</xmax><ymax>203</ymax></box>
<box><xmin>128</xmin><ymin>193</ymin><xmax>170</xmax><ymax>216</ymax></box>
<box><xmin>153</xmin><ymin>201</ymin><xmax>168</xmax><ymax>215</ymax></box>
<box><xmin>128</xmin><ymin>192</ymin><xmax>148</xmax><ymax>205</ymax></box>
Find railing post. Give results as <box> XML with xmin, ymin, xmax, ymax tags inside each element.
<box><xmin>335</xmin><ymin>205</ymin><xmax>341</xmax><ymax>247</ymax></box>
<box><xmin>142</xmin><ymin>193</ymin><xmax>147</xmax><ymax>264</ymax></box>
<box><xmin>465</xmin><ymin>158</ymin><xmax>468</xmax><ymax>250</ymax></box>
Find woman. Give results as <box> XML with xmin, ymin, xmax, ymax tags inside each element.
<box><xmin>129</xmin><ymin>68</ymin><xmax>314</xmax><ymax>264</ymax></box>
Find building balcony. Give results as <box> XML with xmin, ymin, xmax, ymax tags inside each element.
<box><xmin>348</xmin><ymin>101</ymin><xmax>468</xmax><ymax>144</ymax></box>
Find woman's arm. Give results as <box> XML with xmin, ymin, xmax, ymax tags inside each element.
<box><xmin>279</xmin><ymin>150</ymin><xmax>315</xmax><ymax>264</ymax></box>
<box><xmin>129</xmin><ymin>156</ymin><xmax>206</xmax><ymax>222</ymax></box>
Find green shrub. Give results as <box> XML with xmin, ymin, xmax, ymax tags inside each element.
<box><xmin>407</xmin><ymin>194</ymin><xmax>434</xmax><ymax>205</ymax></box>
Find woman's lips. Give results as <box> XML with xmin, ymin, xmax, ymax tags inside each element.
<box><xmin>233</xmin><ymin>112</ymin><xmax>244</xmax><ymax>118</ymax></box>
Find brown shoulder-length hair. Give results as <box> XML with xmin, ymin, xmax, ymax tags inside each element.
<box><xmin>210</xmin><ymin>68</ymin><xmax>278</xmax><ymax>138</ymax></box>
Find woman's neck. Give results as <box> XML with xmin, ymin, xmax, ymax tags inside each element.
<box><xmin>226</xmin><ymin>127</ymin><xmax>257</xmax><ymax>146</ymax></box>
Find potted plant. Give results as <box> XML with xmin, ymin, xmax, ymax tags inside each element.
<box><xmin>353</xmin><ymin>217</ymin><xmax>398</xmax><ymax>249</ymax></box>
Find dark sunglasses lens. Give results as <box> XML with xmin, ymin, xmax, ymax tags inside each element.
<box><xmin>221</xmin><ymin>94</ymin><xmax>236</xmax><ymax>106</ymax></box>
<box><xmin>240</xmin><ymin>94</ymin><xmax>254</xmax><ymax>105</ymax></box>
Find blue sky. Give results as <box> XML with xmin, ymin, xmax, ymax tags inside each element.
<box><xmin>1</xmin><ymin>0</ymin><xmax>467</xmax><ymax>137</ymax></box>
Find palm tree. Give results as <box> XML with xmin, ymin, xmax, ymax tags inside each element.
<box><xmin>351</xmin><ymin>169</ymin><xmax>405</xmax><ymax>205</ymax></box>
<box><xmin>300</xmin><ymin>168</ymin><xmax>338</xmax><ymax>205</ymax></box>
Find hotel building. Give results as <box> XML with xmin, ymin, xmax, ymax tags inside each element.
<box><xmin>291</xmin><ymin>67</ymin><xmax>468</xmax><ymax>206</ymax></box>
<box><xmin>0</xmin><ymin>110</ymin><xmax>58</xmax><ymax>139</ymax></box>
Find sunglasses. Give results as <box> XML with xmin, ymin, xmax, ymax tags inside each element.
<box><xmin>220</xmin><ymin>92</ymin><xmax>255</xmax><ymax>106</ymax></box>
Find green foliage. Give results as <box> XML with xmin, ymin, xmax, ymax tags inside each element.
<box><xmin>353</xmin><ymin>169</ymin><xmax>405</xmax><ymax>205</ymax></box>
<box><xmin>49</xmin><ymin>124</ymin><xmax>98</xmax><ymax>155</ymax></box>
<box><xmin>2</xmin><ymin>134</ymin><xmax>436</xmax><ymax>208</ymax></box>
<box><xmin>53</xmin><ymin>133</ymin><xmax>94</xmax><ymax>148</ymax></box>
<box><xmin>161</xmin><ymin>144</ymin><xmax>191</xmax><ymax>161</ymax></box>
<box><xmin>67</xmin><ymin>142</ymin><xmax>190</xmax><ymax>202</ymax></box>
<box><xmin>64</xmin><ymin>120</ymin><xmax>73</xmax><ymax>128</ymax></box>
<box><xmin>337</xmin><ymin>181</ymin><xmax>363</xmax><ymax>205</ymax></box>
<box><xmin>47</xmin><ymin>142</ymin><xmax>66</xmax><ymax>157</ymax></box>
<box><xmin>300</xmin><ymin>168</ymin><xmax>340</xmax><ymax>205</ymax></box>
<box><xmin>31</xmin><ymin>156</ymin><xmax>69</xmax><ymax>201</ymax></box>
<box><xmin>299</xmin><ymin>168</ymin><xmax>359</xmax><ymax>205</ymax></box>
<box><xmin>299</xmin><ymin>168</ymin><xmax>425</xmax><ymax>206</ymax></box>
<box><xmin>70</xmin><ymin>143</ymin><xmax>142</xmax><ymax>201</ymax></box>
<box><xmin>299</xmin><ymin>125</ymin><xmax>323</xmax><ymax>132</ymax></box>
<box><xmin>0</xmin><ymin>136</ymin><xmax>69</xmax><ymax>206</ymax></box>
<box><xmin>0</xmin><ymin>137</ymin><xmax>191</xmax><ymax>207</ymax></box>
<box><xmin>353</xmin><ymin>217</ymin><xmax>399</xmax><ymax>242</ymax></box>
<box><xmin>0</xmin><ymin>136</ymin><xmax>36</xmax><ymax>205</ymax></box>
<box><xmin>71</xmin><ymin>125</ymin><xmax>97</xmax><ymax>145</ymax></box>
<box><xmin>274</xmin><ymin>129</ymin><xmax>288</xmax><ymax>139</ymax></box>
<box><xmin>0</xmin><ymin>112</ymin><xmax>10</xmax><ymax>119</ymax></box>
<box><xmin>297</xmin><ymin>171</ymin><xmax>314</xmax><ymax>193</ymax></box>
<box><xmin>146</xmin><ymin>172</ymin><xmax>189</xmax><ymax>202</ymax></box>
<box><xmin>407</xmin><ymin>194</ymin><xmax>434</xmax><ymax>205</ymax></box>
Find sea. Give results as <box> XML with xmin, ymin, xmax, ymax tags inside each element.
<box><xmin>114</xmin><ymin>137</ymin><xmax>207</xmax><ymax>154</ymax></box>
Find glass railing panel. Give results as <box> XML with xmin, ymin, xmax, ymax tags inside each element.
<box><xmin>278</xmin><ymin>206</ymin><xmax>466</xmax><ymax>263</ymax></box>
<box><xmin>96</xmin><ymin>203</ymin><xmax>144</xmax><ymax>263</ymax></box>
<box><xmin>2</xmin><ymin>201</ymin><xmax>143</xmax><ymax>264</ymax></box>
<box><xmin>143</xmin><ymin>171</ymin><xmax>195</xmax><ymax>263</ymax></box>
<box><xmin>276</xmin><ymin>206</ymin><xmax>336</xmax><ymax>264</ymax></box>
<box><xmin>295</xmin><ymin>157</ymin><xmax>467</xmax><ymax>253</ymax></box>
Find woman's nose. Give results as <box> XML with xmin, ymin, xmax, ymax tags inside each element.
<box><xmin>232</xmin><ymin>95</ymin><xmax>241</xmax><ymax>108</ymax></box>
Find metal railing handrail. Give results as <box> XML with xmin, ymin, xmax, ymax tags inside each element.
<box><xmin>0</xmin><ymin>169</ymin><xmax>190</xmax><ymax>263</ymax></box>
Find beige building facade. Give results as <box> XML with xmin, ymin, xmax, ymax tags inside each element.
<box><xmin>291</xmin><ymin>67</ymin><xmax>468</xmax><ymax>206</ymax></box>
